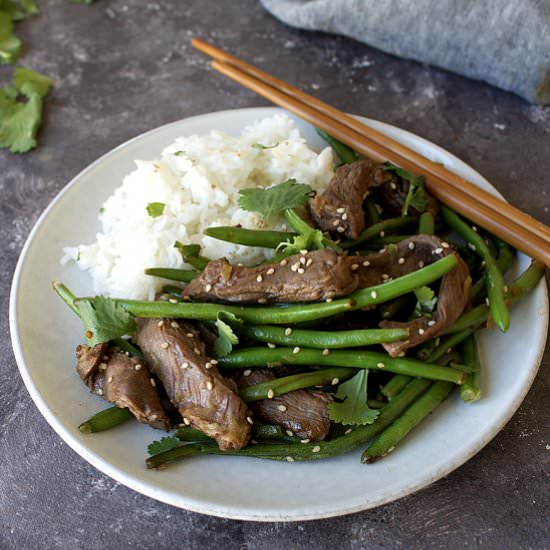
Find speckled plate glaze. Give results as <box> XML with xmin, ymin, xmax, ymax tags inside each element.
<box><xmin>10</xmin><ymin>107</ymin><xmax>548</xmax><ymax>521</ymax></box>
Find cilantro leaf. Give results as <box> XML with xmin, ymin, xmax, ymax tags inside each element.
<box><xmin>238</xmin><ymin>180</ymin><xmax>312</xmax><ymax>220</ymax></box>
<box><xmin>413</xmin><ymin>286</ymin><xmax>438</xmax><ymax>317</ymax></box>
<box><xmin>328</xmin><ymin>370</ymin><xmax>380</xmax><ymax>426</ymax></box>
<box><xmin>75</xmin><ymin>296</ymin><xmax>136</xmax><ymax>346</ymax></box>
<box><xmin>13</xmin><ymin>66</ymin><xmax>53</xmax><ymax>97</ymax></box>
<box><xmin>147</xmin><ymin>435</ymin><xmax>181</xmax><ymax>457</ymax></box>
<box><xmin>146</xmin><ymin>202</ymin><xmax>165</xmax><ymax>218</ymax></box>
<box><xmin>214</xmin><ymin>312</ymin><xmax>241</xmax><ymax>356</ymax></box>
<box><xmin>251</xmin><ymin>142</ymin><xmax>279</xmax><ymax>150</ymax></box>
<box><xmin>383</xmin><ymin>162</ymin><xmax>430</xmax><ymax>215</ymax></box>
<box><xmin>276</xmin><ymin>228</ymin><xmax>325</xmax><ymax>256</ymax></box>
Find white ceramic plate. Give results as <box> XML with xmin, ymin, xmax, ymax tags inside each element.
<box><xmin>10</xmin><ymin>107</ymin><xmax>548</xmax><ymax>521</ymax></box>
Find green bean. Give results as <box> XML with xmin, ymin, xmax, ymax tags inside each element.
<box><xmin>237</xmin><ymin>325</ymin><xmax>409</xmax><ymax>349</ymax></box>
<box><xmin>52</xmin><ymin>281</ymin><xmax>142</xmax><ymax>356</ymax></box>
<box><xmin>108</xmin><ymin>255</ymin><xmax>458</xmax><ymax>326</ymax></box>
<box><xmin>162</xmin><ymin>284</ymin><xmax>184</xmax><ymax>297</ymax></box>
<box><xmin>379</xmin><ymin>295</ymin><xmax>415</xmax><ymax>320</ymax></box>
<box><xmin>444</xmin><ymin>260</ymin><xmax>545</xmax><ymax>333</ymax></box>
<box><xmin>418</xmin><ymin>212</ymin><xmax>434</xmax><ymax>235</ymax></box>
<box><xmin>316</xmin><ymin>128</ymin><xmax>358</xmax><ymax>164</ymax></box>
<box><xmin>239</xmin><ymin>367</ymin><xmax>354</xmax><ymax>402</ymax></box>
<box><xmin>365</xmin><ymin>198</ymin><xmax>380</xmax><ymax>226</ymax></box>
<box><xmin>78</xmin><ymin>406</ymin><xmax>133</xmax><ymax>433</ymax></box>
<box><xmin>461</xmin><ymin>335</ymin><xmax>481</xmax><ymax>402</ymax></box>
<box><xmin>205</xmin><ymin>226</ymin><xmax>295</xmax><ymax>248</ymax></box>
<box><xmin>361</xmin><ymin>381</ymin><xmax>454</xmax><ymax>462</ymax></box>
<box><xmin>421</xmin><ymin>327</ymin><xmax>480</xmax><ymax>363</ymax></box>
<box><xmin>145</xmin><ymin>376</ymin><xmax>432</xmax><ymax>468</ymax></box>
<box><xmin>174</xmin><ymin>424</ymin><xmax>298</xmax><ymax>442</ymax></box>
<box><xmin>217</xmin><ymin>348</ymin><xmax>466</xmax><ymax>384</ymax></box>
<box><xmin>380</xmin><ymin>375</ymin><xmax>411</xmax><ymax>400</ymax></box>
<box><xmin>441</xmin><ymin>206</ymin><xmax>509</xmax><ymax>332</ymax></box>
<box><xmin>144</xmin><ymin>268</ymin><xmax>198</xmax><ymax>282</ymax></box>
<box><xmin>284</xmin><ymin>209</ymin><xmax>340</xmax><ymax>251</ymax></box>
<box><xmin>340</xmin><ymin>216</ymin><xmax>415</xmax><ymax>249</ymax></box>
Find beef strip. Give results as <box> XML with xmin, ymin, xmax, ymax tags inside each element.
<box><xmin>182</xmin><ymin>248</ymin><xmax>357</xmax><ymax>303</ymax></box>
<box><xmin>308</xmin><ymin>159</ymin><xmax>392</xmax><ymax>239</ymax></box>
<box><xmin>76</xmin><ymin>343</ymin><xmax>171</xmax><ymax>431</ymax></box>
<box><xmin>134</xmin><ymin>318</ymin><xmax>251</xmax><ymax>450</ymax></box>
<box><xmin>349</xmin><ymin>235</ymin><xmax>471</xmax><ymax>356</ymax></box>
<box><xmin>233</xmin><ymin>369</ymin><xmax>331</xmax><ymax>441</ymax></box>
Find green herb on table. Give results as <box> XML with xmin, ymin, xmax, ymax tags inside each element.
<box><xmin>147</xmin><ymin>435</ymin><xmax>181</xmax><ymax>457</ymax></box>
<box><xmin>328</xmin><ymin>370</ymin><xmax>380</xmax><ymax>426</ymax></box>
<box><xmin>238</xmin><ymin>179</ymin><xmax>312</xmax><ymax>220</ymax></box>
<box><xmin>146</xmin><ymin>202</ymin><xmax>165</xmax><ymax>218</ymax></box>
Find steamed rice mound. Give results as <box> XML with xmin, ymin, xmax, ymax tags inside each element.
<box><xmin>62</xmin><ymin>115</ymin><xmax>335</xmax><ymax>300</ymax></box>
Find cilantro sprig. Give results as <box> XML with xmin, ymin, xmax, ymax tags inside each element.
<box><xmin>238</xmin><ymin>179</ymin><xmax>312</xmax><ymax>221</ymax></box>
<box><xmin>383</xmin><ymin>162</ymin><xmax>430</xmax><ymax>216</ymax></box>
<box><xmin>214</xmin><ymin>312</ymin><xmax>242</xmax><ymax>356</ymax></box>
<box><xmin>328</xmin><ymin>370</ymin><xmax>380</xmax><ymax>426</ymax></box>
<box><xmin>147</xmin><ymin>435</ymin><xmax>181</xmax><ymax>457</ymax></box>
<box><xmin>413</xmin><ymin>286</ymin><xmax>438</xmax><ymax>318</ymax></box>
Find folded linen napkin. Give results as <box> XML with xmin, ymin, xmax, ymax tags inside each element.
<box><xmin>261</xmin><ymin>0</ymin><xmax>550</xmax><ymax>104</ymax></box>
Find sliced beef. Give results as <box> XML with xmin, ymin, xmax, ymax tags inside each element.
<box><xmin>134</xmin><ymin>318</ymin><xmax>251</xmax><ymax>450</ymax></box>
<box><xmin>350</xmin><ymin>235</ymin><xmax>471</xmax><ymax>356</ymax></box>
<box><xmin>182</xmin><ymin>248</ymin><xmax>357</xmax><ymax>303</ymax></box>
<box><xmin>233</xmin><ymin>369</ymin><xmax>331</xmax><ymax>442</ymax></box>
<box><xmin>76</xmin><ymin>343</ymin><xmax>171</xmax><ymax>431</ymax></box>
<box><xmin>308</xmin><ymin>159</ymin><xmax>392</xmax><ymax>239</ymax></box>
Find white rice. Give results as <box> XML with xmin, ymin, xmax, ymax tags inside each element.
<box><xmin>62</xmin><ymin>115</ymin><xmax>334</xmax><ymax>300</ymax></box>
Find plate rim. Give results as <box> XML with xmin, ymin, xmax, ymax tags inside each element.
<box><xmin>9</xmin><ymin>106</ymin><xmax>549</xmax><ymax>521</ymax></box>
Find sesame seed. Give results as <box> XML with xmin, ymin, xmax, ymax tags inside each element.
<box><xmin>312</xmin><ymin>445</ymin><xmax>321</xmax><ymax>453</ymax></box>
<box><xmin>485</xmin><ymin>298</ymin><xmax>490</xmax><ymax>306</ymax></box>
<box><xmin>280</xmin><ymin>259</ymin><xmax>288</xmax><ymax>266</ymax></box>
<box><xmin>408</xmin><ymin>242</ymin><xmax>415</xmax><ymax>250</ymax></box>
<box><xmin>206</xmin><ymin>381</ymin><xmax>213</xmax><ymax>390</ymax></box>
<box><xmin>332</xmin><ymin>219</ymin><xmax>340</xmax><ymax>227</ymax></box>
<box><xmin>205</xmin><ymin>362</ymin><xmax>213</xmax><ymax>369</ymax></box>
<box><xmin>351</xmin><ymin>263</ymin><xmax>359</xmax><ymax>271</ymax></box>
<box><xmin>149</xmin><ymin>414</ymin><xmax>158</xmax><ymax>421</ymax></box>
<box><xmin>342</xmin><ymin>213</ymin><xmax>348</xmax><ymax>221</ymax></box>
<box><xmin>210</xmin><ymin>359</ymin><xmax>218</xmax><ymax>365</ymax></box>
<box><xmin>301</xmin><ymin>439</ymin><xmax>310</xmax><ymax>444</ymax></box>
<box><xmin>186</xmin><ymin>332</ymin><xmax>194</xmax><ymax>338</ymax></box>
<box><xmin>266</xmin><ymin>268</ymin><xmax>275</xmax><ymax>275</ymax></box>
<box><xmin>390</xmin><ymin>182</ymin><xmax>397</xmax><ymax>190</ymax></box>
<box><xmin>441</xmin><ymin>242</ymin><xmax>450</xmax><ymax>248</ymax></box>
<box><xmin>243</xmin><ymin>369</ymin><xmax>252</xmax><ymax>376</ymax></box>
<box><xmin>267</xmin><ymin>342</ymin><xmax>276</xmax><ymax>349</ymax></box>
<box><xmin>306</xmin><ymin>258</ymin><xmax>313</xmax><ymax>267</ymax></box>
<box><xmin>99</xmin><ymin>362</ymin><xmax>107</xmax><ymax>371</ymax></box>
<box><xmin>398</xmin><ymin>257</ymin><xmax>405</xmax><ymax>264</ymax></box>
<box><xmin>134</xmin><ymin>364</ymin><xmax>142</xmax><ymax>371</ymax></box>
<box><xmin>387</xmin><ymin>446</ymin><xmax>396</xmax><ymax>453</ymax></box>
<box><xmin>344</xmin><ymin>428</ymin><xmax>352</xmax><ymax>435</ymax></box>
<box><xmin>96</xmin><ymin>389</ymin><xmax>103</xmax><ymax>396</ymax></box>
<box><xmin>472</xmin><ymin>226</ymin><xmax>478</xmax><ymax>232</ymax></box>
<box><xmin>205</xmin><ymin>284</ymin><xmax>212</xmax><ymax>292</ymax></box>
<box><xmin>169</xmin><ymin>298</ymin><xmax>178</xmax><ymax>304</ymax></box>
<box><xmin>325</xmin><ymin>298</ymin><xmax>333</xmax><ymax>303</ymax></box>
<box><xmin>337</xmin><ymin>226</ymin><xmax>345</xmax><ymax>233</ymax></box>
<box><xmin>300</xmin><ymin>249</ymin><xmax>308</xmax><ymax>255</ymax></box>
<box><xmin>107</xmin><ymin>376</ymin><xmax>113</xmax><ymax>383</ymax></box>
<box><xmin>446</xmin><ymin>347</ymin><xmax>452</xmax><ymax>354</ymax></box>
<box><xmin>171</xmin><ymin>321</ymin><xmax>180</xmax><ymax>328</ymax></box>
<box><xmin>504</xmin><ymin>285</ymin><xmax>509</xmax><ymax>293</ymax></box>
<box><xmin>284</xmin><ymin>327</ymin><xmax>293</xmax><ymax>336</ymax></box>
<box><xmin>377</xmin><ymin>362</ymin><xmax>385</xmax><ymax>369</ymax></box>
<box><xmin>286</xmin><ymin>456</ymin><xmax>295</xmax><ymax>462</ymax></box>
<box><xmin>299</xmin><ymin>256</ymin><xmax>306</xmax><ymax>265</ymax></box>
<box><xmin>428</xmin><ymin>320</ymin><xmax>436</xmax><ymax>327</ymax></box>
<box><xmin>468</xmin><ymin>243</ymin><xmax>476</xmax><ymax>251</ymax></box>
<box><xmin>102</xmin><ymin>355</ymin><xmax>109</xmax><ymax>360</ymax></box>
<box><xmin>322</xmin><ymin>348</ymin><xmax>330</xmax><ymax>356</ymax></box>
<box><xmin>161</xmin><ymin>342</ymin><xmax>169</xmax><ymax>349</ymax></box>
<box><xmin>293</xmin><ymin>346</ymin><xmax>301</xmax><ymax>354</ymax></box>
<box><xmin>246</xmin><ymin>416</ymin><xmax>254</xmax><ymax>425</ymax></box>
<box><xmin>290</xmin><ymin>263</ymin><xmax>298</xmax><ymax>272</ymax></box>
<box><xmin>434</xmin><ymin>247</ymin><xmax>443</xmax><ymax>254</ymax></box>
<box><xmin>194</xmin><ymin>347</ymin><xmax>201</xmax><ymax>354</ymax></box>
<box><xmin>418</xmin><ymin>328</ymin><xmax>425</xmax><ymax>335</ymax></box>
<box><xmin>183</xmin><ymin>417</ymin><xmax>191</xmax><ymax>426</ymax></box>
<box><xmin>418</xmin><ymin>261</ymin><xmax>425</xmax><ymax>268</ymax></box>
<box><xmin>256</xmin><ymin>274</ymin><xmax>263</xmax><ymax>283</ymax></box>
<box><xmin>286</xmin><ymin>430</ymin><xmax>294</xmax><ymax>437</ymax></box>
<box><xmin>379</xmin><ymin>248</ymin><xmax>386</xmax><ymax>253</ymax></box>
<box><xmin>150</xmin><ymin>378</ymin><xmax>156</xmax><ymax>387</ymax></box>
<box><xmin>382</xmin><ymin>273</ymin><xmax>389</xmax><ymax>280</ymax></box>
<box><xmin>435</xmin><ymin>338</ymin><xmax>441</xmax><ymax>346</ymax></box>
<box><xmin>258</xmin><ymin>298</ymin><xmax>267</xmax><ymax>304</ymax></box>
<box><xmin>336</xmin><ymin>207</ymin><xmax>346</xmax><ymax>213</ymax></box>
<box><xmin>267</xmin><ymin>389</ymin><xmax>275</xmax><ymax>399</ymax></box>
<box><xmin>331</xmin><ymin>377</ymin><xmax>339</xmax><ymax>385</ymax></box>
<box><xmin>298</xmin><ymin>268</ymin><xmax>305</xmax><ymax>274</ymax></box>
<box><xmin>181</xmin><ymin>362</ymin><xmax>189</xmax><ymax>369</ymax></box>
<box><xmin>370</xmin><ymin>290</ymin><xmax>378</xmax><ymax>299</ymax></box>
<box><xmin>362</xmin><ymin>260</ymin><xmax>371</xmax><ymax>267</ymax></box>
<box><xmin>277</xmin><ymin>404</ymin><xmax>287</xmax><ymax>412</ymax></box>
<box><xmin>157</xmin><ymin>320</ymin><xmax>164</xmax><ymax>327</ymax></box>
<box><xmin>397</xmin><ymin>351</ymin><xmax>406</xmax><ymax>357</ymax></box>
<box><xmin>380</xmin><ymin>231</ymin><xmax>385</xmax><ymax>237</ymax></box>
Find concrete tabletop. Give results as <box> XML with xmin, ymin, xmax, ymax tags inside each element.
<box><xmin>1</xmin><ymin>1</ymin><xmax>549</xmax><ymax>548</ymax></box>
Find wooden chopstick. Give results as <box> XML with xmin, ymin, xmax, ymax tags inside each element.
<box><xmin>193</xmin><ymin>39</ymin><xmax>550</xmax><ymax>266</ymax></box>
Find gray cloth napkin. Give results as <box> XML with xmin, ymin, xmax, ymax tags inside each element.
<box><xmin>261</xmin><ymin>0</ymin><xmax>550</xmax><ymax>104</ymax></box>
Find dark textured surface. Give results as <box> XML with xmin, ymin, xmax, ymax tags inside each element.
<box><xmin>1</xmin><ymin>1</ymin><xmax>549</xmax><ymax>548</ymax></box>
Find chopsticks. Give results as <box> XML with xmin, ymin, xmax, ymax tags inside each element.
<box><xmin>192</xmin><ymin>39</ymin><xmax>550</xmax><ymax>266</ymax></box>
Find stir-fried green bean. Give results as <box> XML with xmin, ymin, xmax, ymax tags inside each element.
<box><xmin>418</xmin><ymin>212</ymin><xmax>434</xmax><ymax>235</ymax></box>
<box><xmin>361</xmin><ymin>381</ymin><xmax>454</xmax><ymax>462</ymax></box>
<box><xmin>365</xmin><ymin>198</ymin><xmax>380</xmax><ymax>225</ymax></box>
<box><xmin>441</xmin><ymin>206</ymin><xmax>509</xmax><ymax>332</ymax></box>
<box><xmin>316</xmin><ymin>128</ymin><xmax>358</xmax><ymax>164</ymax></box>
<box><xmin>146</xmin><ymin>376</ymin><xmax>432</xmax><ymax>468</ymax></box>
<box><xmin>239</xmin><ymin>367</ymin><xmax>354</xmax><ymax>402</ymax></box>
<box><xmin>144</xmin><ymin>268</ymin><xmax>199</xmax><ymax>282</ymax></box>
<box><xmin>460</xmin><ymin>335</ymin><xmax>481</xmax><ymax>402</ymax></box>
<box><xmin>205</xmin><ymin>226</ymin><xmax>296</xmax><ymax>248</ymax></box>
<box><xmin>217</xmin><ymin>347</ymin><xmax>466</xmax><ymax>384</ymax></box>
<box><xmin>237</xmin><ymin>324</ymin><xmax>409</xmax><ymax>349</ymax></box>
<box><xmin>175</xmin><ymin>424</ymin><xmax>298</xmax><ymax>443</ymax></box>
<box><xmin>113</xmin><ymin>255</ymin><xmax>457</xmax><ymax>326</ymax></box>
<box><xmin>78</xmin><ymin>406</ymin><xmax>133</xmax><ymax>433</ymax></box>
<box><xmin>421</xmin><ymin>326</ymin><xmax>480</xmax><ymax>363</ymax></box>
<box><xmin>340</xmin><ymin>216</ymin><xmax>415</xmax><ymax>249</ymax></box>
